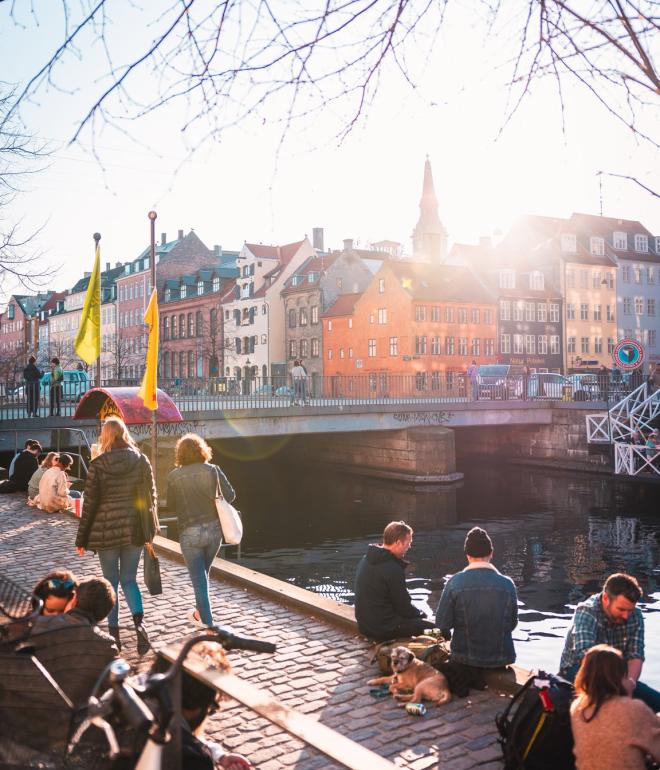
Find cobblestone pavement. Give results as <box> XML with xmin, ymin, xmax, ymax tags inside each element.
<box><xmin>0</xmin><ymin>497</ymin><xmax>507</xmax><ymax>770</ymax></box>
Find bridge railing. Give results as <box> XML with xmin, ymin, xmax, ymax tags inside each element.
<box><xmin>614</xmin><ymin>442</ymin><xmax>660</xmax><ymax>477</ymax></box>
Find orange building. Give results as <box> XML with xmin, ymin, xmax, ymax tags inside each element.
<box><xmin>322</xmin><ymin>261</ymin><xmax>497</xmax><ymax>395</ymax></box>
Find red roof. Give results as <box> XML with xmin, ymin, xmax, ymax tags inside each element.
<box><xmin>244</xmin><ymin>240</ymin><xmax>305</xmax><ymax>265</ymax></box>
<box><xmin>321</xmin><ymin>292</ymin><xmax>362</xmax><ymax>317</ymax></box>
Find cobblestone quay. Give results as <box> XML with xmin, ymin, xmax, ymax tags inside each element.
<box><xmin>0</xmin><ymin>497</ymin><xmax>509</xmax><ymax>769</ymax></box>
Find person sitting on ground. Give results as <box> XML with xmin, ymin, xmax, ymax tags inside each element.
<box><xmin>28</xmin><ymin>576</ymin><xmax>119</xmax><ymax>707</ymax></box>
<box><xmin>27</xmin><ymin>452</ymin><xmax>59</xmax><ymax>501</ymax></box>
<box><xmin>354</xmin><ymin>520</ymin><xmax>435</xmax><ymax>641</ymax></box>
<box><xmin>560</xmin><ymin>572</ymin><xmax>660</xmax><ymax>711</ymax></box>
<box><xmin>570</xmin><ymin>644</ymin><xmax>660</xmax><ymax>770</ymax></box>
<box><xmin>33</xmin><ymin>569</ymin><xmax>78</xmax><ymax>615</ymax></box>
<box><xmin>435</xmin><ymin>527</ymin><xmax>518</xmax><ymax>675</ymax></box>
<box><xmin>0</xmin><ymin>439</ymin><xmax>42</xmax><ymax>493</ymax></box>
<box><xmin>30</xmin><ymin>453</ymin><xmax>76</xmax><ymax>512</ymax></box>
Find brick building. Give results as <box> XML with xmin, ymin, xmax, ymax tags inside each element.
<box><xmin>0</xmin><ymin>293</ymin><xmax>55</xmax><ymax>380</ymax></box>
<box><xmin>322</xmin><ymin>261</ymin><xmax>497</xmax><ymax>396</ymax></box>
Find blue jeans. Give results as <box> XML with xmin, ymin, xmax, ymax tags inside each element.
<box><xmin>97</xmin><ymin>545</ymin><xmax>144</xmax><ymax>627</ymax></box>
<box><xmin>180</xmin><ymin>520</ymin><xmax>222</xmax><ymax>627</ymax></box>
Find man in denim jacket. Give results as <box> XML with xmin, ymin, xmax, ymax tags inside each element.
<box><xmin>435</xmin><ymin>527</ymin><xmax>518</xmax><ymax>669</ymax></box>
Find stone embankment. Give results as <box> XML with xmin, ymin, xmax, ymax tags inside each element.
<box><xmin>0</xmin><ymin>498</ymin><xmax>518</xmax><ymax>769</ymax></box>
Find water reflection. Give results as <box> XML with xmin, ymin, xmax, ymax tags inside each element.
<box><xmin>208</xmin><ymin>455</ymin><xmax>660</xmax><ymax>687</ymax></box>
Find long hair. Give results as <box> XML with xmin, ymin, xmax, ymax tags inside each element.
<box><xmin>40</xmin><ymin>451</ymin><xmax>58</xmax><ymax>469</ymax></box>
<box><xmin>573</xmin><ymin>644</ymin><xmax>627</xmax><ymax>722</ymax></box>
<box><xmin>174</xmin><ymin>433</ymin><xmax>212</xmax><ymax>467</ymax></box>
<box><xmin>99</xmin><ymin>416</ymin><xmax>138</xmax><ymax>454</ymax></box>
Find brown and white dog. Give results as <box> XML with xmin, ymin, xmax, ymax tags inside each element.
<box><xmin>368</xmin><ymin>645</ymin><xmax>451</xmax><ymax>706</ymax></box>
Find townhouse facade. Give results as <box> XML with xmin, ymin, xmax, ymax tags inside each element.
<box><xmin>222</xmin><ymin>239</ymin><xmax>316</xmax><ymax>384</ymax></box>
<box><xmin>322</xmin><ymin>261</ymin><xmax>497</xmax><ymax>395</ymax></box>
<box><xmin>0</xmin><ymin>293</ymin><xmax>56</xmax><ymax>379</ymax></box>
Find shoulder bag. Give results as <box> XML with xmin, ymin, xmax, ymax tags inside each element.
<box><xmin>214</xmin><ymin>467</ymin><xmax>243</xmax><ymax>545</ymax></box>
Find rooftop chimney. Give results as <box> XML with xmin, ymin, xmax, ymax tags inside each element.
<box><xmin>178</xmin><ymin>229</ymin><xmax>184</xmax><ymax>240</ymax></box>
<box><xmin>343</xmin><ymin>238</ymin><xmax>354</xmax><ymax>252</ymax></box>
<box><xmin>214</xmin><ymin>244</ymin><xmax>221</xmax><ymax>257</ymax></box>
<box><xmin>115</xmin><ymin>262</ymin><xmax>122</xmax><ymax>268</ymax></box>
<box><xmin>161</xmin><ymin>232</ymin><xmax>167</xmax><ymax>246</ymax></box>
<box><xmin>106</xmin><ymin>262</ymin><xmax>111</xmax><ymax>272</ymax></box>
<box><xmin>313</xmin><ymin>227</ymin><xmax>324</xmax><ymax>251</ymax></box>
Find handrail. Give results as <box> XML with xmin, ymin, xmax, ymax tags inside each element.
<box><xmin>614</xmin><ymin>442</ymin><xmax>660</xmax><ymax>476</ymax></box>
<box><xmin>0</xmin><ymin>427</ymin><xmax>92</xmax><ymax>481</ymax></box>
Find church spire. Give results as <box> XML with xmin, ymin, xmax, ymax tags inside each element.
<box><xmin>412</xmin><ymin>156</ymin><xmax>447</xmax><ymax>263</ymax></box>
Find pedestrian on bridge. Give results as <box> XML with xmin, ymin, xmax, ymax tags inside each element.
<box><xmin>75</xmin><ymin>416</ymin><xmax>158</xmax><ymax>654</ymax></box>
<box><xmin>23</xmin><ymin>356</ymin><xmax>43</xmax><ymax>418</ymax></box>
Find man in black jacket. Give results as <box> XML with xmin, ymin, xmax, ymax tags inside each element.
<box><xmin>354</xmin><ymin>520</ymin><xmax>434</xmax><ymax>641</ymax></box>
<box><xmin>0</xmin><ymin>439</ymin><xmax>41</xmax><ymax>493</ymax></box>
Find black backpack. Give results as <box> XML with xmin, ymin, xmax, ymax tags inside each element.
<box><xmin>495</xmin><ymin>671</ymin><xmax>575</xmax><ymax>770</ymax></box>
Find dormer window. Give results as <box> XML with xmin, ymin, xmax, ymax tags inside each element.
<box><xmin>7</xmin><ymin>304</ymin><xmax>14</xmax><ymax>320</ymax></box>
<box><xmin>561</xmin><ymin>233</ymin><xmax>577</xmax><ymax>253</ymax></box>
<box><xmin>529</xmin><ymin>271</ymin><xmax>544</xmax><ymax>290</ymax></box>
<box><xmin>308</xmin><ymin>272</ymin><xmax>318</xmax><ymax>282</ymax></box>
<box><xmin>634</xmin><ymin>234</ymin><xmax>648</xmax><ymax>252</ymax></box>
<box><xmin>590</xmin><ymin>237</ymin><xmax>605</xmax><ymax>256</ymax></box>
<box><xmin>499</xmin><ymin>270</ymin><xmax>515</xmax><ymax>289</ymax></box>
<box><xmin>197</xmin><ymin>280</ymin><xmax>204</xmax><ymax>295</ymax></box>
<box><xmin>165</xmin><ymin>288</ymin><xmax>171</xmax><ymax>302</ymax></box>
<box><xmin>212</xmin><ymin>277</ymin><xmax>220</xmax><ymax>292</ymax></box>
<box><xmin>613</xmin><ymin>231</ymin><xmax>627</xmax><ymax>250</ymax></box>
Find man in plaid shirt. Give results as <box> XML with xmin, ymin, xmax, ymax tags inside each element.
<box><xmin>560</xmin><ymin>573</ymin><xmax>659</xmax><ymax>711</ymax></box>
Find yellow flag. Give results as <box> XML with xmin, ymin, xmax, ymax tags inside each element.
<box><xmin>74</xmin><ymin>241</ymin><xmax>101</xmax><ymax>365</ymax></box>
<box><xmin>138</xmin><ymin>288</ymin><xmax>159</xmax><ymax>410</ymax></box>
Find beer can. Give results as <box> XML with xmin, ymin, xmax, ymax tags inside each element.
<box><xmin>405</xmin><ymin>702</ymin><xmax>427</xmax><ymax>716</ymax></box>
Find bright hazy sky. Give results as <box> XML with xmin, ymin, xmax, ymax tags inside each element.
<box><xmin>1</xmin><ymin>2</ymin><xmax>658</xmax><ymax>297</ymax></box>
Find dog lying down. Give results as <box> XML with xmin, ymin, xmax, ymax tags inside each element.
<box><xmin>368</xmin><ymin>645</ymin><xmax>451</xmax><ymax>706</ymax></box>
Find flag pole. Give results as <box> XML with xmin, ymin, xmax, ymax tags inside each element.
<box><xmin>148</xmin><ymin>211</ymin><xmax>158</xmax><ymax>493</ymax></box>
<box><xmin>93</xmin><ymin>232</ymin><xmax>102</xmax><ymax>389</ymax></box>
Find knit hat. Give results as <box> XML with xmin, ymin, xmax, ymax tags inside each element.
<box><xmin>464</xmin><ymin>527</ymin><xmax>493</xmax><ymax>557</ymax></box>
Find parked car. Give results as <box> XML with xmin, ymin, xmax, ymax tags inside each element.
<box><xmin>477</xmin><ymin>365</ymin><xmax>524</xmax><ymax>399</ymax></box>
<box><xmin>12</xmin><ymin>369</ymin><xmax>90</xmax><ymax>403</ymax></box>
<box><xmin>522</xmin><ymin>372</ymin><xmax>568</xmax><ymax>399</ymax></box>
<box><xmin>566</xmin><ymin>374</ymin><xmax>601</xmax><ymax>401</ymax></box>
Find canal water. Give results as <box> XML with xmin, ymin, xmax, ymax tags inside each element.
<box><xmin>192</xmin><ymin>456</ymin><xmax>660</xmax><ymax>688</ymax></box>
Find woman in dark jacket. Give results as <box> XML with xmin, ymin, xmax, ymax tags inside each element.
<box><xmin>23</xmin><ymin>356</ymin><xmax>43</xmax><ymax>418</ymax></box>
<box><xmin>167</xmin><ymin>433</ymin><xmax>235</xmax><ymax>627</ymax></box>
<box><xmin>76</xmin><ymin>416</ymin><xmax>157</xmax><ymax>651</ymax></box>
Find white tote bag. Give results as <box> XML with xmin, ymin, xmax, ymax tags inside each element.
<box><xmin>214</xmin><ymin>468</ymin><xmax>243</xmax><ymax>545</ymax></box>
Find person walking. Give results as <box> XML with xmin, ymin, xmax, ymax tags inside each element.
<box><xmin>49</xmin><ymin>357</ymin><xmax>63</xmax><ymax>416</ymax></box>
<box><xmin>290</xmin><ymin>359</ymin><xmax>308</xmax><ymax>405</ymax></box>
<box><xmin>466</xmin><ymin>360</ymin><xmax>479</xmax><ymax>401</ymax></box>
<box><xmin>570</xmin><ymin>645</ymin><xmax>660</xmax><ymax>770</ymax></box>
<box><xmin>23</xmin><ymin>356</ymin><xmax>43</xmax><ymax>417</ymax></box>
<box><xmin>166</xmin><ymin>433</ymin><xmax>236</xmax><ymax>628</ymax></box>
<box><xmin>75</xmin><ymin>416</ymin><xmax>158</xmax><ymax>653</ymax></box>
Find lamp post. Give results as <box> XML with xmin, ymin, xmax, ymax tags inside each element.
<box><xmin>147</xmin><ymin>211</ymin><xmax>157</xmax><ymax>487</ymax></box>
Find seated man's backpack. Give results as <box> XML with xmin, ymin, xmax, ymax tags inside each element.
<box><xmin>372</xmin><ymin>634</ymin><xmax>450</xmax><ymax>675</ymax></box>
<box><xmin>495</xmin><ymin>671</ymin><xmax>575</xmax><ymax>770</ymax></box>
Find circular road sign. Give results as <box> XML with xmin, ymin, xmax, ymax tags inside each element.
<box><xmin>613</xmin><ymin>339</ymin><xmax>645</xmax><ymax>370</ymax></box>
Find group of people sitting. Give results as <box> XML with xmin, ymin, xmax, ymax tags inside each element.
<box><xmin>354</xmin><ymin>521</ymin><xmax>660</xmax><ymax>769</ymax></box>
<box><xmin>4</xmin><ymin>568</ymin><xmax>252</xmax><ymax>770</ymax></box>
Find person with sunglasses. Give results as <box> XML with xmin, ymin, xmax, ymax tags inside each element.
<box><xmin>33</xmin><ymin>570</ymin><xmax>78</xmax><ymax>615</ymax></box>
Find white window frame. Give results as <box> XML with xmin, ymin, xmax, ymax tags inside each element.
<box><xmin>561</xmin><ymin>233</ymin><xmax>577</xmax><ymax>253</ymax></box>
<box><xmin>590</xmin><ymin>237</ymin><xmax>605</xmax><ymax>256</ymax></box>
<box><xmin>613</xmin><ymin>231</ymin><xmax>627</xmax><ymax>250</ymax></box>
<box><xmin>634</xmin><ymin>234</ymin><xmax>648</xmax><ymax>253</ymax></box>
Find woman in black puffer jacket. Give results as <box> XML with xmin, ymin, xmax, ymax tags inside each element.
<box><xmin>76</xmin><ymin>416</ymin><xmax>158</xmax><ymax>652</ymax></box>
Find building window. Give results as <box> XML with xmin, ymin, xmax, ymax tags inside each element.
<box><xmin>581</xmin><ymin>337</ymin><xmax>589</xmax><ymax>354</ymax></box>
<box><xmin>431</xmin><ymin>336</ymin><xmax>441</xmax><ymax>355</ymax></box>
<box><xmin>605</xmin><ymin>273</ymin><xmax>614</xmax><ymax>289</ymax></box>
<box><xmin>339</xmin><ymin>347</ymin><xmax>344</xmax><ymax>359</ymax></box>
<box><xmin>197</xmin><ymin>280</ymin><xmax>204</xmax><ymax>296</ymax></box>
<box><xmin>594</xmin><ymin>337</ymin><xmax>602</xmax><ymax>354</ymax></box>
<box><xmin>311</xmin><ymin>306</ymin><xmax>319</xmax><ymax>324</ymax></box>
<box><xmin>311</xmin><ymin>338</ymin><xmax>320</xmax><ymax>357</ymax></box>
<box><xmin>299</xmin><ymin>307</ymin><xmax>308</xmax><ymax>326</ymax></box>
<box><xmin>369</xmin><ymin>313</ymin><xmax>375</xmax><ymax>324</ymax></box>
<box><xmin>415</xmin><ymin>306</ymin><xmax>427</xmax><ymax>322</ymax></box>
<box><xmin>634</xmin><ymin>267</ymin><xmax>642</xmax><ymax>284</ymax></box>
<box><xmin>623</xmin><ymin>297</ymin><xmax>632</xmax><ymax>314</ymax></box>
<box><xmin>579</xmin><ymin>270</ymin><xmax>589</xmax><ymax>289</ymax></box>
<box><xmin>534</xmin><ymin>303</ymin><xmax>546</xmax><ymax>322</ymax></box>
<box><xmin>445</xmin><ymin>307</ymin><xmax>455</xmax><ymax>323</ymax></box>
<box><xmin>288</xmin><ymin>309</ymin><xmax>297</xmax><ymax>328</ymax></box>
<box><xmin>649</xmin><ymin>330</ymin><xmax>657</xmax><ymax>348</ymax></box>
<box><xmin>456</xmin><ymin>337</ymin><xmax>467</xmax><ymax>355</ymax></box>
<box><xmin>196</xmin><ymin>310</ymin><xmax>202</xmax><ymax>336</ymax></box>
<box><xmin>431</xmin><ymin>306</ymin><xmax>441</xmax><ymax>322</ymax></box>
<box><xmin>261</xmin><ymin>334</ymin><xmax>267</xmax><ymax>344</ymax></box>
<box><xmin>545</xmin><ymin>303</ymin><xmax>557</xmax><ymax>323</ymax></box>
<box><xmin>484</xmin><ymin>339</ymin><xmax>494</xmax><ymax>356</ymax></box>
<box><xmin>566</xmin><ymin>270</ymin><xmax>575</xmax><ymax>288</ymax></box>
<box><xmin>514</xmin><ymin>335</ymin><xmax>524</xmax><ymax>354</ymax></box>
<box><xmin>389</xmin><ymin>337</ymin><xmax>398</xmax><ymax>356</ymax></box>
<box><xmin>445</xmin><ymin>336</ymin><xmax>455</xmax><ymax>354</ymax></box>
<box><xmin>327</xmin><ymin>348</ymin><xmax>333</xmax><ymax>360</ymax></box>
<box><xmin>634</xmin><ymin>234</ymin><xmax>648</xmax><ymax>252</ymax></box>
<box><xmin>289</xmin><ymin>340</ymin><xmax>297</xmax><ymax>358</ymax></box>
<box><xmin>471</xmin><ymin>338</ymin><xmax>480</xmax><ymax>356</ymax></box>
<box><xmin>348</xmin><ymin>347</ymin><xmax>353</xmax><ymax>358</ymax></box>
<box><xmin>513</xmin><ymin>302</ymin><xmax>524</xmax><ymax>322</ymax></box>
<box><xmin>368</xmin><ymin>339</ymin><xmax>376</xmax><ymax>357</ymax></box>
<box><xmin>567</xmin><ymin>303</ymin><xmax>575</xmax><ymax>320</ymax></box>
<box><xmin>580</xmin><ymin>303</ymin><xmax>589</xmax><ymax>321</ymax></box>
<box><xmin>484</xmin><ymin>309</ymin><xmax>493</xmax><ymax>325</ymax></box>
<box><xmin>378</xmin><ymin>308</ymin><xmax>387</xmax><ymax>324</ymax></box>
<box><xmin>550</xmin><ymin>335</ymin><xmax>560</xmax><ymax>355</ymax></box>
<box><xmin>607</xmin><ymin>337</ymin><xmax>615</xmax><ymax>354</ymax></box>
<box><xmin>606</xmin><ymin>305</ymin><xmax>614</xmax><ymax>322</ymax></box>
<box><xmin>458</xmin><ymin>308</ymin><xmax>468</xmax><ymax>324</ymax></box>
<box><xmin>500</xmin><ymin>334</ymin><xmax>511</xmax><ymax>354</ymax></box>
<box><xmin>593</xmin><ymin>304</ymin><xmax>601</xmax><ymax>321</ymax></box>
<box><xmin>213</xmin><ymin>277</ymin><xmax>220</xmax><ymax>292</ymax></box>
<box><xmin>648</xmin><ymin>298</ymin><xmax>656</xmax><ymax>316</ymax></box>
<box><xmin>163</xmin><ymin>316</ymin><xmax>170</xmax><ymax>340</ymax></box>
<box><xmin>500</xmin><ymin>301</ymin><xmax>510</xmax><ymax>321</ymax></box>
<box><xmin>471</xmin><ymin>308</ymin><xmax>480</xmax><ymax>324</ymax></box>
<box><xmin>262</xmin><ymin>305</ymin><xmax>267</xmax><ymax>314</ymax></box>
<box><xmin>525</xmin><ymin>302</ymin><xmax>535</xmax><ymax>322</ymax></box>
<box><xmin>635</xmin><ymin>297</ymin><xmax>644</xmax><ymax>315</ymax></box>
<box><xmin>568</xmin><ymin>337</ymin><xmax>576</xmax><ymax>353</ymax></box>
<box><xmin>179</xmin><ymin>313</ymin><xmax>186</xmax><ymax>338</ymax></box>
<box><xmin>647</xmin><ymin>267</ymin><xmax>655</xmax><ymax>284</ymax></box>
<box><xmin>188</xmin><ymin>313</ymin><xmax>194</xmax><ymax>337</ymax></box>
<box><xmin>379</xmin><ymin>278</ymin><xmax>385</xmax><ymax>293</ymax></box>
<box><xmin>499</xmin><ymin>270</ymin><xmax>515</xmax><ymax>289</ymax></box>
<box><xmin>538</xmin><ymin>335</ymin><xmax>548</xmax><ymax>354</ymax></box>
<box><xmin>348</xmin><ymin>318</ymin><xmax>353</xmax><ymax>328</ymax></box>
<box><xmin>613</xmin><ymin>231</ymin><xmax>627</xmax><ymax>250</ymax></box>
<box><xmin>327</xmin><ymin>320</ymin><xmax>333</xmax><ymax>331</ymax></box>
<box><xmin>561</xmin><ymin>233</ymin><xmax>577</xmax><ymax>252</ymax></box>
<box><xmin>524</xmin><ymin>335</ymin><xmax>535</xmax><ymax>354</ymax></box>
<box><xmin>415</xmin><ymin>336</ymin><xmax>427</xmax><ymax>355</ymax></box>
<box><xmin>172</xmin><ymin>315</ymin><xmax>178</xmax><ymax>338</ymax></box>
<box><xmin>590</xmin><ymin>237</ymin><xmax>605</xmax><ymax>256</ymax></box>
<box><xmin>529</xmin><ymin>271</ymin><xmax>545</xmax><ymax>290</ymax></box>
<box><xmin>622</xmin><ymin>265</ymin><xmax>631</xmax><ymax>282</ymax></box>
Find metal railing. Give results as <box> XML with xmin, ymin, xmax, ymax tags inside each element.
<box><xmin>0</xmin><ymin>427</ymin><xmax>92</xmax><ymax>482</ymax></box>
<box><xmin>614</xmin><ymin>442</ymin><xmax>660</xmax><ymax>477</ymax></box>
